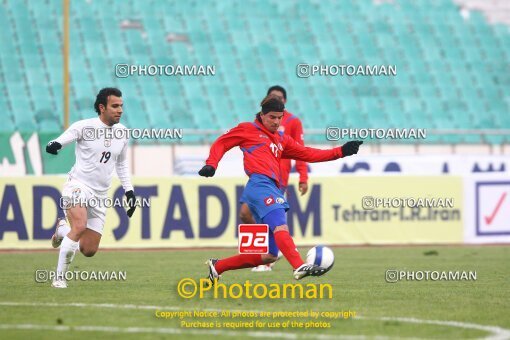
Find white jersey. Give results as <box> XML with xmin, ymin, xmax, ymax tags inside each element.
<box><xmin>52</xmin><ymin>117</ymin><xmax>133</xmax><ymax>193</ymax></box>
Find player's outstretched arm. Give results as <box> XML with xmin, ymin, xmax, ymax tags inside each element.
<box><xmin>200</xmin><ymin>124</ymin><xmax>245</xmax><ymax>176</ymax></box>
<box><xmin>282</xmin><ymin>136</ymin><xmax>363</xmax><ymax>162</ymax></box>
<box><xmin>45</xmin><ymin>121</ymin><xmax>83</xmax><ymax>155</ymax></box>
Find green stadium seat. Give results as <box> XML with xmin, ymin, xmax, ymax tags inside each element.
<box><xmin>124</xmin><ymin>99</ymin><xmax>150</xmax><ymax>129</ymax></box>
<box><xmin>0</xmin><ymin>0</ymin><xmax>508</xmax><ymax>144</ymax></box>
<box><xmin>484</xmin><ymin>135</ymin><xmax>507</xmax><ymax>144</ymax></box>
<box><xmin>0</xmin><ymin>117</ymin><xmax>16</xmax><ymax>132</ymax></box>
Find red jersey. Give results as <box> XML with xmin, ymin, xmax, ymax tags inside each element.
<box><xmin>205</xmin><ymin>119</ymin><xmax>344</xmax><ymax>188</ymax></box>
<box><xmin>278</xmin><ymin>110</ymin><xmax>308</xmax><ymax>187</ymax></box>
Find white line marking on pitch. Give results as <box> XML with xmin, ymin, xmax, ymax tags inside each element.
<box><xmin>1</xmin><ymin>302</ymin><xmax>509</xmax><ymax>339</ymax></box>
<box><xmin>370</xmin><ymin>317</ymin><xmax>510</xmax><ymax>340</ymax></box>
<box><xmin>0</xmin><ymin>323</ymin><xmax>452</xmax><ymax>340</ymax></box>
<box><xmin>0</xmin><ymin>324</ymin><xmax>385</xmax><ymax>340</ymax></box>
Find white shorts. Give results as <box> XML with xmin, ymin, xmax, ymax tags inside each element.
<box><xmin>62</xmin><ymin>178</ymin><xmax>107</xmax><ymax>235</ymax></box>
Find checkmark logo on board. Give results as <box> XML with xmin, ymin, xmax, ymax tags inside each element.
<box><xmin>484</xmin><ymin>192</ymin><xmax>507</xmax><ymax>225</ymax></box>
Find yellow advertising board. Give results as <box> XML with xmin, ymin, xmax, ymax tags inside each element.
<box><xmin>0</xmin><ymin>176</ymin><xmax>463</xmax><ymax>249</ymax></box>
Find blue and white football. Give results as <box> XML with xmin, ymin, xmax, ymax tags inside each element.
<box><xmin>306</xmin><ymin>245</ymin><xmax>335</xmax><ymax>272</ymax></box>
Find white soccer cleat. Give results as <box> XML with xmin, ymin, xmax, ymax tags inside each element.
<box><xmin>251</xmin><ymin>264</ymin><xmax>272</xmax><ymax>272</ymax></box>
<box><xmin>51</xmin><ymin>279</ymin><xmax>67</xmax><ymax>289</ymax></box>
<box><xmin>293</xmin><ymin>263</ymin><xmax>327</xmax><ymax>280</ymax></box>
<box><xmin>51</xmin><ymin>218</ymin><xmax>67</xmax><ymax>248</ymax></box>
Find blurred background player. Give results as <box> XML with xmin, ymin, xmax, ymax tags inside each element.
<box><xmin>199</xmin><ymin>95</ymin><xmax>363</xmax><ymax>284</ymax></box>
<box><xmin>46</xmin><ymin>87</ymin><xmax>137</xmax><ymax>288</ymax></box>
<box><xmin>241</xmin><ymin>85</ymin><xmax>309</xmax><ymax>272</ymax></box>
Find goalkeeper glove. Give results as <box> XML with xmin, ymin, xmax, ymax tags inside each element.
<box><xmin>125</xmin><ymin>190</ymin><xmax>136</xmax><ymax>218</ymax></box>
<box><xmin>341</xmin><ymin>140</ymin><xmax>363</xmax><ymax>157</ymax></box>
<box><xmin>46</xmin><ymin>141</ymin><xmax>62</xmax><ymax>155</ymax></box>
<box><xmin>198</xmin><ymin>165</ymin><xmax>216</xmax><ymax>177</ymax></box>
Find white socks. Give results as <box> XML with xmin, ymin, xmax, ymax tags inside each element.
<box><xmin>56</xmin><ymin>236</ymin><xmax>79</xmax><ymax>280</ymax></box>
<box><xmin>57</xmin><ymin>220</ymin><xmax>71</xmax><ymax>239</ymax></box>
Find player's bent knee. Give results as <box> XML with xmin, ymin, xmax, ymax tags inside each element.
<box><xmin>67</xmin><ymin>226</ymin><xmax>86</xmax><ymax>241</ymax></box>
<box><xmin>68</xmin><ymin>220</ymin><xmax>87</xmax><ymax>234</ymax></box>
<box><xmin>73</xmin><ymin>225</ymin><xmax>87</xmax><ymax>234</ymax></box>
<box><xmin>80</xmin><ymin>247</ymin><xmax>97</xmax><ymax>257</ymax></box>
<box><xmin>79</xmin><ymin>229</ymin><xmax>101</xmax><ymax>257</ymax></box>
<box><xmin>273</xmin><ymin>224</ymin><xmax>289</xmax><ymax>233</ymax></box>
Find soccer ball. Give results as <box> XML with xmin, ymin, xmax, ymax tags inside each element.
<box><xmin>306</xmin><ymin>245</ymin><xmax>335</xmax><ymax>272</ymax></box>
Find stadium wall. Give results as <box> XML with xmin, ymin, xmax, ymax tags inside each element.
<box><xmin>0</xmin><ymin>175</ymin><xmax>508</xmax><ymax>249</ymax></box>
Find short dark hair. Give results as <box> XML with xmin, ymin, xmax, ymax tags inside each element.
<box><xmin>266</xmin><ymin>85</ymin><xmax>287</xmax><ymax>100</ymax></box>
<box><xmin>94</xmin><ymin>87</ymin><xmax>122</xmax><ymax>115</ymax></box>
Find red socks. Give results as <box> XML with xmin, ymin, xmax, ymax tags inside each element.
<box><xmin>214</xmin><ymin>230</ymin><xmax>304</xmax><ymax>274</ymax></box>
<box><xmin>215</xmin><ymin>254</ymin><xmax>265</xmax><ymax>275</ymax></box>
<box><xmin>274</xmin><ymin>230</ymin><xmax>304</xmax><ymax>269</ymax></box>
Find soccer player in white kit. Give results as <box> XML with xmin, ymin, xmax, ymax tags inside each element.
<box><xmin>46</xmin><ymin>88</ymin><xmax>136</xmax><ymax>288</ymax></box>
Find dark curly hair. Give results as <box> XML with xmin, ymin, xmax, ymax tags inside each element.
<box><xmin>266</xmin><ymin>85</ymin><xmax>287</xmax><ymax>100</ymax></box>
<box><xmin>94</xmin><ymin>87</ymin><xmax>122</xmax><ymax>115</ymax></box>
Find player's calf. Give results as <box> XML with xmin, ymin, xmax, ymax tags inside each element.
<box><xmin>261</xmin><ymin>253</ymin><xmax>278</xmax><ymax>264</ymax></box>
<box><xmin>66</xmin><ymin>205</ymin><xmax>88</xmax><ymax>238</ymax></box>
<box><xmin>252</xmin><ymin>253</ymin><xmax>279</xmax><ymax>272</ymax></box>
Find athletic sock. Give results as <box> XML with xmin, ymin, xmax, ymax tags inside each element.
<box><xmin>215</xmin><ymin>254</ymin><xmax>265</xmax><ymax>274</ymax></box>
<box><xmin>56</xmin><ymin>236</ymin><xmax>79</xmax><ymax>280</ymax></box>
<box><xmin>274</xmin><ymin>230</ymin><xmax>304</xmax><ymax>269</ymax></box>
<box><xmin>57</xmin><ymin>221</ymin><xmax>71</xmax><ymax>239</ymax></box>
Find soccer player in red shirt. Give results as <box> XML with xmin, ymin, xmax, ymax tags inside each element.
<box><xmin>199</xmin><ymin>95</ymin><xmax>362</xmax><ymax>283</ymax></box>
<box><xmin>239</xmin><ymin>85</ymin><xmax>308</xmax><ymax>272</ymax></box>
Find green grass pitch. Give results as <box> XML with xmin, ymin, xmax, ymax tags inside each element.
<box><xmin>0</xmin><ymin>246</ymin><xmax>508</xmax><ymax>339</ymax></box>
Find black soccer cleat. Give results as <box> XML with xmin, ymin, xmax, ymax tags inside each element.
<box><xmin>205</xmin><ymin>258</ymin><xmax>220</xmax><ymax>286</ymax></box>
<box><xmin>293</xmin><ymin>263</ymin><xmax>327</xmax><ymax>280</ymax></box>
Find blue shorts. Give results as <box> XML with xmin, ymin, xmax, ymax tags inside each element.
<box><xmin>241</xmin><ymin>174</ymin><xmax>289</xmax><ymax>218</ymax></box>
<box><xmin>240</xmin><ymin>181</ymin><xmax>286</xmax><ymax>204</ymax></box>
<box><xmin>240</xmin><ymin>174</ymin><xmax>289</xmax><ymax>256</ymax></box>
